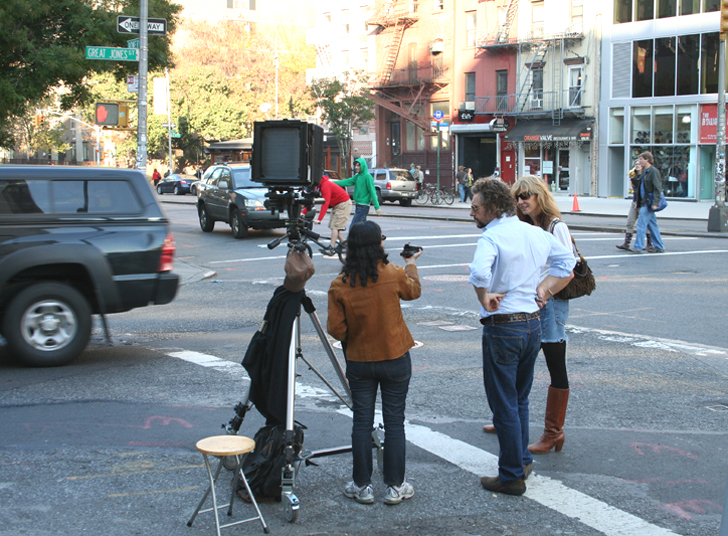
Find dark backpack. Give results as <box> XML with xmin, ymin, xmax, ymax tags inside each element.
<box><xmin>240</xmin><ymin>423</ymin><xmax>305</xmax><ymax>499</ymax></box>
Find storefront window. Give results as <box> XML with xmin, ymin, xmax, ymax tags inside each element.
<box><xmin>676</xmin><ymin>104</ymin><xmax>694</xmax><ymax>143</ymax></box>
<box><xmin>655</xmin><ymin>37</ymin><xmax>676</xmax><ymax>96</ymax></box>
<box><xmin>653</xmin><ymin>106</ymin><xmax>673</xmax><ymax>144</ymax></box>
<box><xmin>524</xmin><ymin>146</ymin><xmax>541</xmax><ymax>177</ymax></box>
<box><xmin>609</xmin><ymin>108</ymin><xmax>625</xmax><ymax>144</ymax></box>
<box><xmin>631</xmin><ymin>107</ymin><xmax>651</xmax><ymax>144</ymax></box>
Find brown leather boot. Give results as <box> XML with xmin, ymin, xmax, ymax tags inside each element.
<box><xmin>528</xmin><ymin>386</ymin><xmax>569</xmax><ymax>454</ymax></box>
<box><xmin>615</xmin><ymin>232</ymin><xmax>632</xmax><ymax>250</ymax></box>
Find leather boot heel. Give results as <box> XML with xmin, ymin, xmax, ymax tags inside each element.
<box><xmin>554</xmin><ymin>435</ymin><xmax>565</xmax><ymax>452</ymax></box>
<box><xmin>528</xmin><ymin>387</ymin><xmax>569</xmax><ymax>454</ymax></box>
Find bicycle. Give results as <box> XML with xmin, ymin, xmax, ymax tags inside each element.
<box><xmin>427</xmin><ymin>185</ymin><xmax>456</xmax><ymax>206</ymax></box>
<box><xmin>416</xmin><ymin>183</ymin><xmax>438</xmax><ymax>205</ymax></box>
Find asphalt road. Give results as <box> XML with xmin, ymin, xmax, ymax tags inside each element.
<box><xmin>1</xmin><ymin>199</ymin><xmax>727</xmax><ymax>536</ymax></box>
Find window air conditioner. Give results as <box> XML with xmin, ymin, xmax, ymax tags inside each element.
<box><xmin>530</xmin><ymin>98</ymin><xmax>543</xmax><ymax>110</ymax></box>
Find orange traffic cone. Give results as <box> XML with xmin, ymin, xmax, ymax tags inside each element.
<box><xmin>572</xmin><ymin>194</ymin><xmax>580</xmax><ymax>212</ymax></box>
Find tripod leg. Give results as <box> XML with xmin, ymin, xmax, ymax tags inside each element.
<box><xmin>306</xmin><ymin>309</ymin><xmax>352</xmax><ymax>405</ymax></box>
<box><xmin>281</xmin><ymin>315</ymin><xmax>300</xmax><ymax>522</ymax></box>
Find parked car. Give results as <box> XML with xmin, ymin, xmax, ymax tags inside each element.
<box><xmin>156</xmin><ymin>173</ymin><xmax>194</xmax><ymax>195</ymax></box>
<box><xmin>0</xmin><ymin>166</ymin><xmax>179</xmax><ymax>367</ymax></box>
<box><xmin>196</xmin><ymin>163</ymin><xmax>286</xmax><ymax>238</ymax></box>
<box><xmin>369</xmin><ymin>167</ymin><xmax>418</xmax><ymax>207</ymax></box>
<box><xmin>189</xmin><ymin>180</ymin><xmax>200</xmax><ymax>195</ymax></box>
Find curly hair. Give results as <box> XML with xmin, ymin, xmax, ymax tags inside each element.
<box><xmin>341</xmin><ymin>221</ymin><xmax>389</xmax><ymax>287</ymax></box>
<box><xmin>470</xmin><ymin>177</ymin><xmax>516</xmax><ymax>218</ymax></box>
<box><xmin>511</xmin><ymin>175</ymin><xmax>562</xmax><ymax>231</ymax></box>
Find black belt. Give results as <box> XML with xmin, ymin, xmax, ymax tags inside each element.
<box><xmin>480</xmin><ymin>311</ymin><xmax>540</xmax><ymax>325</ymax></box>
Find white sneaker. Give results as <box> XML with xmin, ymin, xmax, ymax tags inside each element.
<box><xmin>384</xmin><ymin>481</ymin><xmax>414</xmax><ymax>505</ymax></box>
<box><xmin>344</xmin><ymin>481</ymin><xmax>374</xmax><ymax>504</ymax></box>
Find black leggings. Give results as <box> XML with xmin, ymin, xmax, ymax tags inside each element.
<box><xmin>542</xmin><ymin>341</ymin><xmax>569</xmax><ymax>389</ymax></box>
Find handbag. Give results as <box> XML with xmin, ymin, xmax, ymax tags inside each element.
<box><xmin>549</xmin><ymin>219</ymin><xmax>596</xmax><ymax>300</ymax></box>
<box><xmin>647</xmin><ymin>191</ymin><xmax>668</xmax><ymax>212</ymax></box>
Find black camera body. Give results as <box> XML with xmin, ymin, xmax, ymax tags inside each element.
<box><xmin>400</xmin><ymin>243</ymin><xmax>423</xmax><ymax>258</ymax></box>
<box><xmin>251</xmin><ymin>120</ymin><xmax>324</xmax><ymax>188</ymax></box>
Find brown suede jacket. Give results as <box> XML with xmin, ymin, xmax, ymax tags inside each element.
<box><xmin>327</xmin><ymin>261</ymin><xmax>421</xmax><ymax>362</ymax></box>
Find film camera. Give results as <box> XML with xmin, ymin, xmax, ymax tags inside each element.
<box><xmin>400</xmin><ymin>243</ymin><xmax>423</xmax><ymax>258</ymax></box>
<box><xmin>251</xmin><ymin>119</ymin><xmax>327</xmax><ymax>253</ymax></box>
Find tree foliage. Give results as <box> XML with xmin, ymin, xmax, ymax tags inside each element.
<box><xmin>0</xmin><ymin>0</ymin><xmax>181</xmax><ymax>148</ymax></box>
<box><xmin>310</xmin><ymin>73</ymin><xmax>375</xmax><ymax>175</ymax></box>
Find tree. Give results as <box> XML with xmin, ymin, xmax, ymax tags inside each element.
<box><xmin>0</xmin><ymin>0</ymin><xmax>181</xmax><ymax>148</ymax></box>
<box><xmin>310</xmin><ymin>73</ymin><xmax>375</xmax><ymax>176</ymax></box>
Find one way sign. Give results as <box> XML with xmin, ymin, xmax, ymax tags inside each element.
<box><xmin>117</xmin><ymin>16</ymin><xmax>167</xmax><ymax>36</ymax></box>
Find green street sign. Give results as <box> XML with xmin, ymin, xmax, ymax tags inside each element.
<box><xmin>85</xmin><ymin>46</ymin><xmax>139</xmax><ymax>62</ymax></box>
<box><xmin>171</xmin><ymin>133</ymin><xmax>181</xmax><ymax>138</ymax></box>
<box><xmin>127</xmin><ymin>38</ymin><xmax>140</xmax><ymax>49</ymax></box>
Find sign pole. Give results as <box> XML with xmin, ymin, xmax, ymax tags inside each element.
<box><xmin>437</xmin><ymin>127</ymin><xmax>441</xmax><ymax>190</ymax></box>
<box><xmin>166</xmin><ymin>68</ymin><xmax>173</xmax><ymax>174</ymax></box>
<box><xmin>136</xmin><ymin>0</ymin><xmax>149</xmax><ymax>174</ymax></box>
<box><xmin>709</xmin><ymin>16</ymin><xmax>728</xmax><ymax>231</ymax></box>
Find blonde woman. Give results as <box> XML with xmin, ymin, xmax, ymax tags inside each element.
<box><xmin>483</xmin><ymin>175</ymin><xmax>574</xmax><ymax>454</ymax></box>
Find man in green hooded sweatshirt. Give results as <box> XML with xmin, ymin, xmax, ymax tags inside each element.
<box><xmin>334</xmin><ymin>157</ymin><xmax>381</xmax><ymax>230</ymax></box>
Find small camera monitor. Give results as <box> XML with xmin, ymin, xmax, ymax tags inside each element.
<box><xmin>251</xmin><ymin>120</ymin><xmax>323</xmax><ymax>188</ymax></box>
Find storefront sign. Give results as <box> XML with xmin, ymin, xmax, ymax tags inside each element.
<box><xmin>699</xmin><ymin>104</ymin><xmax>728</xmax><ymax>144</ymax></box>
<box><xmin>523</xmin><ymin>131</ymin><xmax>591</xmax><ymax>142</ymax></box>
<box><xmin>458</xmin><ymin>110</ymin><xmax>475</xmax><ymax>122</ymax></box>
<box><xmin>490</xmin><ymin>117</ymin><xmax>510</xmax><ymax>132</ymax></box>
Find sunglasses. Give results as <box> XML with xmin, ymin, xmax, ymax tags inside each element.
<box><xmin>516</xmin><ymin>191</ymin><xmax>533</xmax><ymax>201</ymax></box>
<box><xmin>381</xmin><ymin>235</ymin><xmax>386</xmax><ymax>241</ymax></box>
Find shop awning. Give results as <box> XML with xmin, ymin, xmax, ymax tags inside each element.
<box><xmin>503</xmin><ymin>119</ymin><xmax>593</xmax><ymax>142</ymax></box>
<box><xmin>449</xmin><ymin>123</ymin><xmax>494</xmax><ymax>134</ymax></box>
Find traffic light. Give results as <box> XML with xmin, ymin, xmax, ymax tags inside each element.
<box><xmin>118</xmin><ymin>104</ymin><xmax>129</xmax><ymax>128</ymax></box>
<box><xmin>95</xmin><ymin>103</ymin><xmax>119</xmax><ymax>126</ymax></box>
<box><xmin>33</xmin><ymin>114</ymin><xmax>42</xmax><ymax>128</ymax></box>
<box><xmin>722</xmin><ymin>0</ymin><xmax>728</xmax><ymax>37</ymax></box>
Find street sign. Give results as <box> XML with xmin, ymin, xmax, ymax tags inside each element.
<box><xmin>161</xmin><ymin>123</ymin><xmax>176</xmax><ymax>128</ymax></box>
<box><xmin>117</xmin><ymin>16</ymin><xmax>167</xmax><ymax>36</ymax></box>
<box><xmin>490</xmin><ymin>117</ymin><xmax>510</xmax><ymax>133</ymax></box>
<box><xmin>433</xmin><ymin>110</ymin><xmax>444</xmax><ymax>122</ymax></box>
<box><xmin>171</xmin><ymin>133</ymin><xmax>181</xmax><ymax>139</ymax></box>
<box><xmin>430</xmin><ymin>121</ymin><xmax>449</xmax><ymax>128</ymax></box>
<box><xmin>127</xmin><ymin>38</ymin><xmax>140</xmax><ymax>49</ymax></box>
<box><xmin>86</xmin><ymin>46</ymin><xmax>138</xmax><ymax>61</ymax></box>
<box><xmin>127</xmin><ymin>75</ymin><xmax>139</xmax><ymax>93</ymax></box>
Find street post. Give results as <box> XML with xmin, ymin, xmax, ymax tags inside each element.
<box><xmin>433</xmin><ymin>110</ymin><xmax>443</xmax><ymax>189</ymax></box>
<box><xmin>136</xmin><ymin>0</ymin><xmax>149</xmax><ymax>174</ymax></box>
<box><xmin>709</xmin><ymin>2</ymin><xmax>728</xmax><ymax>231</ymax></box>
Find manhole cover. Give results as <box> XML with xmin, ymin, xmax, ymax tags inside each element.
<box><xmin>422</xmin><ymin>274</ymin><xmax>470</xmax><ymax>282</ymax></box>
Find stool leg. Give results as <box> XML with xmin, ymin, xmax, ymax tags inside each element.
<box><xmin>187</xmin><ymin>453</ymin><xmax>224</xmax><ymax>527</ymax></box>
<box><xmin>227</xmin><ymin>454</ymin><xmax>242</xmax><ymax>517</ymax></box>
<box><xmin>236</xmin><ymin>456</ymin><xmax>270</xmax><ymax>533</ymax></box>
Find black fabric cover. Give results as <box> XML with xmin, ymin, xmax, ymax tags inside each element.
<box><xmin>242</xmin><ymin>285</ymin><xmax>304</xmax><ymax>425</ymax></box>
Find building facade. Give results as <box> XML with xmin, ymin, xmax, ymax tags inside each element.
<box><xmin>451</xmin><ymin>0</ymin><xmax>598</xmax><ymax>192</ymax></box>
<box><xmin>598</xmin><ymin>0</ymin><xmax>722</xmax><ymax>200</ymax></box>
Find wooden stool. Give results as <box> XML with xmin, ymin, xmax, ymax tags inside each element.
<box><xmin>187</xmin><ymin>435</ymin><xmax>269</xmax><ymax>535</ymax></box>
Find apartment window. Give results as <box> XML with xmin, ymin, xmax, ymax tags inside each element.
<box><xmin>633</xmin><ymin>40</ymin><xmax>653</xmax><ymax>97</ymax></box>
<box><xmin>435</xmin><ymin>0</ymin><xmax>444</xmax><ymax>11</ymax></box>
<box><xmin>658</xmin><ymin>0</ymin><xmax>677</xmax><ymax>17</ymax></box>
<box><xmin>431</xmin><ymin>53</ymin><xmax>444</xmax><ymax>79</ymax></box>
<box><xmin>465</xmin><ymin>72</ymin><xmax>476</xmax><ymax>101</ymax></box>
<box><xmin>227</xmin><ymin>0</ymin><xmax>255</xmax><ymax>8</ymax></box>
<box><xmin>636</xmin><ymin>0</ymin><xmax>655</xmax><ymax>20</ymax></box>
<box><xmin>615</xmin><ymin>0</ymin><xmax>632</xmax><ymax>22</ymax></box>
<box><xmin>532</xmin><ymin>68</ymin><xmax>543</xmax><ymax>98</ymax></box>
<box><xmin>571</xmin><ymin>0</ymin><xmax>583</xmax><ymax>32</ymax></box>
<box><xmin>406</xmin><ymin>121</ymin><xmax>425</xmax><ymax>150</ymax></box>
<box><xmin>466</xmin><ymin>11</ymin><xmax>477</xmax><ymax>47</ymax></box>
<box><xmin>532</xmin><ymin>1</ymin><xmax>544</xmax><ymax>37</ymax></box>
<box><xmin>409</xmin><ymin>0</ymin><xmax>419</xmax><ymax>13</ymax></box>
<box><xmin>568</xmin><ymin>66</ymin><xmax>583</xmax><ymax>107</ymax></box>
<box><xmin>496</xmin><ymin>70</ymin><xmax>508</xmax><ymax>111</ymax></box>
<box><xmin>342</xmin><ymin>10</ymin><xmax>350</xmax><ymax>35</ymax></box>
<box><xmin>680</xmin><ymin>0</ymin><xmax>699</xmax><ymax>14</ymax></box>
<box><xmin>655</xmin><ymin>37</ymin><xmax>676</xmax><ymax>96</ymax></box>
<box><xmin>324</xmin><ymin>12</ymin><xmax>331</xmax><ymax>23</ymax></box>
<box><xmin>704</xmin><ymin>0</ymin><xmax>719</xmax><ymax>11</ymax></box>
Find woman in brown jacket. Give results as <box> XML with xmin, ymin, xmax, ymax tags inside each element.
<box><xmin>328</xmin><ymin>220</ymin><xmax>422</xmax><ymax>506</ymax></box>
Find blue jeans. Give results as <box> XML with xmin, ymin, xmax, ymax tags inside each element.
<box><xmin>349</xmin><ymin>204</ymin><xmax>370</xmax><ymax>230</ymax></box>
<box><xmin>346</xmin><ymin>353</ymin><xmax>411</xmax><ymax>487</ymax></box>
<box><xmin>481</xmin><ymin>318</ymin><xmax>541</xmax><ymax>482</ymax></box>
<box><xmin>540</xmin><ymin>297</ymin><xmax>569</xmax><ymax>343</ymax></box>
<box><xmin>633</xmin><ymin>205</ymin><xmax>665</xmax><ymax>252</ymax></box>
<box><xmin>459</xmin><ymin>183</ymin><xmax>467</xmax><ymax>202</ymax></box>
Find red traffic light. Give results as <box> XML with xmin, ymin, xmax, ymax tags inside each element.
<box><xmin>95</xmin><ymin>103</ymin><xmax>119</xmax><ymax>126</ymax></box>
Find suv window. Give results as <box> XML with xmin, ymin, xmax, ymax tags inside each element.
<box><xmin>52</xmin><ymin>180</ymin><xmax>142</xmax><ymax>214</ymax></box>
<box><xmin>0</xmin><ymin>180</ymin><xmax>51</xmax><ymax>214</ymax></box>
<box><xmin>231</xmin><ymin>168</ymin><xmax>256</xmax><ymax>189</ymax></box>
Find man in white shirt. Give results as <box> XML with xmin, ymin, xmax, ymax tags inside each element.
<box><xmin>468</xmin><ymin>178</ymin><xmax>575</xmax><ymax>495</ymax></box>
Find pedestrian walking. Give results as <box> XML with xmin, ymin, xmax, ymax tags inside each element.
<box><xmin>327</xmin><ymin>221</ymin><xmax>422</xmax><ymax>505</ymax></box>
<box><xmin>469</xmin><ymin>177</ymin><xmax>574</xmax><ymax>495</ymax></box>
<box><xmin>152</xmin><ymin>168</ymin><xmax>161</xmax><ymax>186</ymax></box>
<box><xmin>616</xmin><ymin>160</ymin><xmax>654</xmax><ymax>251</ymax></box>
<box><xmin>629</xmin><ymin>151</ymin><xmax>666</xmax><ymax>254</ymax></box>
<box><xmin>456</xmin><ymin>166</ymin><xmax>468</xmax><ymax>202</ymax></box>
<box><xmin>465</xmin><ymin>168</ymin><xmax>474</xmax><ymax>201</ymax></box>
<box><xmin>312</xmin><ymin>173</ymin><xmax>352</xmax><ymax>256</ymax></box>
<box><xmin>333</xmin><ymin>158</ymin><xmax>381</xmax><ymax>229</ymax></box>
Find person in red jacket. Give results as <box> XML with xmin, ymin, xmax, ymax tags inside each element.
<box><xmin>152</xmin><ymin>168</ymin><xmax>161</xmax><ymax>186</ymax></box>
<box><xmin>315</xmin><ymin>174</ymin><xmax>353</xmax><ymax>256</ymax></box>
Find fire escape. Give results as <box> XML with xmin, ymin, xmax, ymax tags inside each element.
<box><xmin>476</xmin><ymin>0</ymin><xmax>584</xmax><ymax>125</ymax></box>
<box><xmin>368</xmin><ymin>0</ymin><xmax>434</xmax><ymax>131</ymax></box>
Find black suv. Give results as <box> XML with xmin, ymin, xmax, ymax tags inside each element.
<box><xmin>0</xmin><ymin>166</ymin><xmax>179</xmax><ymax>367</ymax></box>
<box><xmin>196</xmin><ymin>163</ymin><xmax>285</xmax><ymax>238</ymax></box>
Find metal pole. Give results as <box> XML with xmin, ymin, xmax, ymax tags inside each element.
<box><xmin>709</xmin><ymin>35</ymin><xmax>728</xmax><ymax>232</ymax></box>
<box><xmin>436</xmin><ymin>128</ymin><xmax>441</xmax><ymax>190</ymax></box>
<box><xmin>166</xmin><ymin>68</ymin><xmax>173</xmax><ymax>174</ymax></box>
<box><xmin>136</xmin><ymin>0</ymin><xmax>149</xmax><ymax>174</ymax></box>
<box><xmin>95</xmin><ymin>127</ymin><xmax>101</xmax><ymax>166</ymax></box>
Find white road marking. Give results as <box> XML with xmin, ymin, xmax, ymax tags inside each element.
<box><xmin>166</xmin><ymin>345</ymin><xmax>686</xmax><ymax>536</ymax></box>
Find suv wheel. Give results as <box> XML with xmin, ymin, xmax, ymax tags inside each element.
<box><xmin>157</xmin><ymin>185</ymin><xmax>163</xmax><ymax>195</ymax></box>
<box><xmin>399</xmin><ymin>199</ymin><xmax>412</xmax><ymax>207</ymax></box>
<box><xmin>230</xmin><ymin>209</ymin><xmax>248</xmax><ymax>239</ymax></box>
<box><xmin>198</xmin><ymin>205</ymin><xmax>215</xmax><ymax>232</ymax></box>
<box><xmin>2</xmin><ymin>282</ymin><xmax>92</xmax><ymax>367</ymax></box>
